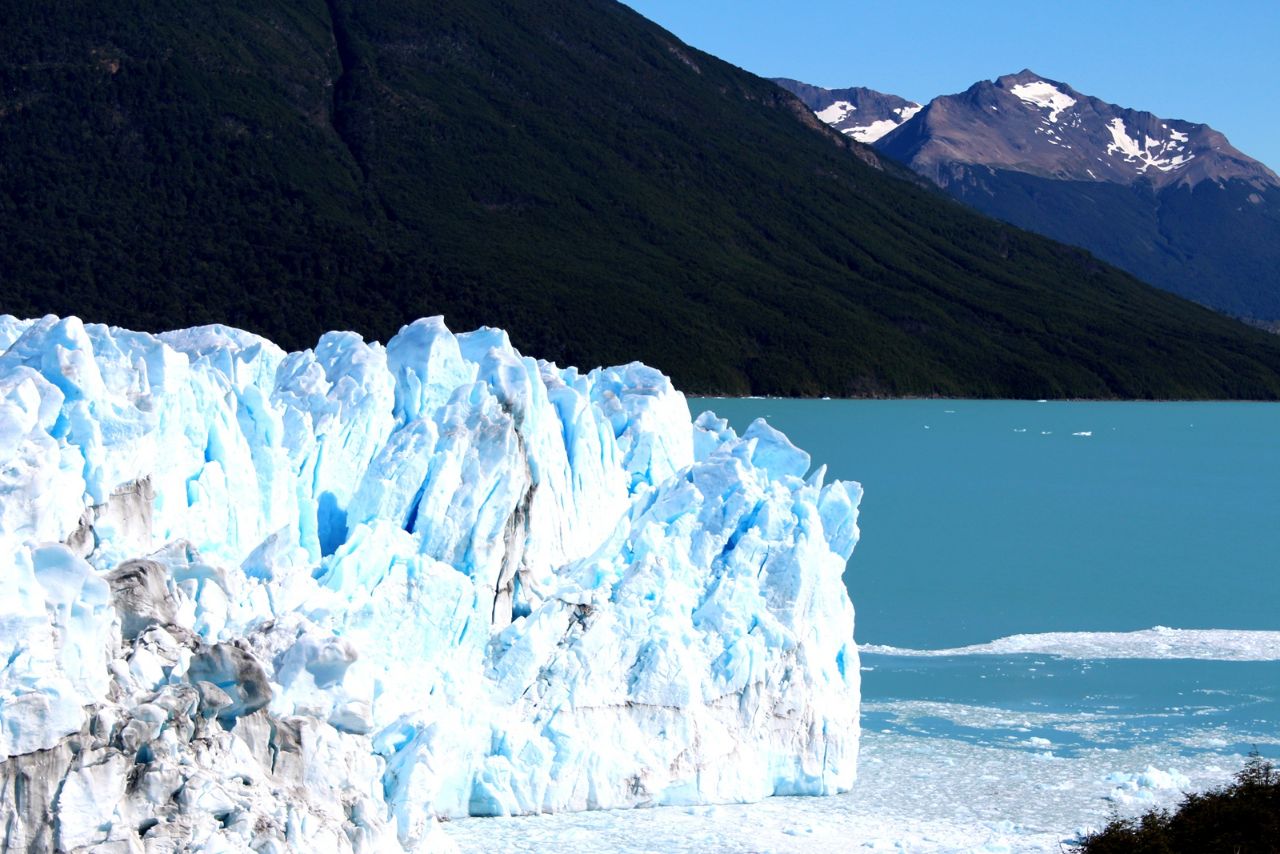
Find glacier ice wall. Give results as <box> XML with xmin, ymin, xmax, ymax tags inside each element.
<box><xmin>0</xmin><ymin>315</ymin><xmax>861</xmax><ymax>852</ymax></box>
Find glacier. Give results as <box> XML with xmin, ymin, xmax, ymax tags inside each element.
<box><xmin>0</xmin><ymin>315</ymin><xmax>861</xmax><ymax>852</ymax></box>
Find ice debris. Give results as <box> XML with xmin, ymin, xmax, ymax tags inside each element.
<box><xmin>1105</xmin><ymin>766</ymin><xmax>1191</xmax><ymax>805</ymax></box>
<box><xmin>0</xmin><ymin>315</ymin><xmax>861</xmax><ymax>852</ymax></box>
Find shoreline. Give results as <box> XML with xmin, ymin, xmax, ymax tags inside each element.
<box><xmin>690</xmin><ymin>395</ymin><xmax>1280</xmax><ymax>404</ymax></box>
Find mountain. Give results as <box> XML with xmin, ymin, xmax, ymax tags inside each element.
<box><xmin>791</xmin><ymin>71</ymin><xmax>1280</xmax><ymax>323</ymax></box>
<box><xmin>5</xmin><ymin>5</ymin><xmax>1280</xmax><ymax>398</ymax></box>
<box><xmin>772</xmin><ymin>78</ymin><xmax>921</xmax><ymax>143</ymax></box>
<box><xmin>879</xmin><ymin>71</ymin><xmax>1277</xmax><ymax>189</ymax></box>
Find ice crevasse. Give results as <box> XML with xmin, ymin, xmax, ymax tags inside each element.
<box><xmin>0</xmin><ymin>314</ymin><xmax>861</xmax><ymax>852</ymax></box>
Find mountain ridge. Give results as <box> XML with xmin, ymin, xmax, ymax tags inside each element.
<box><xmin>771</xmin><ymin>77</ymin><xmax>921</xmax><ymax>143</ymax></box>
<box><xmin>877</xmin><ymin>69</ymin><xmax>1279</xmax><ymax>191</ymax></box>
<box><xmin>781</xmin><ymin>71</ymin><xmax>1280</xmax><ymax>323</ymax></box>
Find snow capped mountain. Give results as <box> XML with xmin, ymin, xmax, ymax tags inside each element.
<box><xmin>782</xmin><ymin>70</ymin><xmax>1280</xmax><ymax>322</ymax></box>
<box><xmin>773</xmin><ymin>79</ymin><xmax>921</xmax><ymax>144</ymax></box>
<box><xmin>0</xmin><ymin>315</ymin><xmax>861</xmax><ymax>852</ymax></box>
<box><xmin>876</xmin><ymin>70</ymin><xmax>1278</xmax><ymax>191</ymax></box>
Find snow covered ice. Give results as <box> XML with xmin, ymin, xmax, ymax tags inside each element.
<box><xmin>0</xmin><ymin>315</ymin><xmax>861</xmax><ymax>852</ymax></box>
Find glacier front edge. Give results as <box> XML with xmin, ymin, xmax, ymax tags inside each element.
<box><xmin>0</xmin><ymin>315</ymin><xmax>861</xmax><ymax>852</ymax></box>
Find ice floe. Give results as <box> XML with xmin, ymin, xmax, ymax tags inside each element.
<box><xmin>861</xmin><ymin>626</ymin><xmax>1280</xmax><ymax>661</ymax></box>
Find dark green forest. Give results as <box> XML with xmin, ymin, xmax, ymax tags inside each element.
<box><xmin>5</xmin><ymin>0</ymin><xmax>1280</xmax><ymax>398</ymax></box>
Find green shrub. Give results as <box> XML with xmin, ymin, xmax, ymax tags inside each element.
<box><xmin>1075</xmin><ymin>753</ymin><xmax>1280</xmax><ymax>854</ymax></box>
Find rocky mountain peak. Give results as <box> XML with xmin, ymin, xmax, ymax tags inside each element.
<box><xmin>772</xmin><ymin>78</ymin><xmax>921</xmax><ymax>143</ymax></box>
<box><xmin>783</xmin><ymin>68</ymin><xmax>1280</xmax><ymax>323</ymax></box>
<box><xmin>874</xmin><ymin>71</ymin><xmax>1278</xmax><ymax>190</ymax></box>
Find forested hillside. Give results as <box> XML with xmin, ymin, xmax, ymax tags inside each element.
<box><xmin>5</xmin><ymin>0</ymin><xmax>1280</xmax><ymax>397</ymax></box>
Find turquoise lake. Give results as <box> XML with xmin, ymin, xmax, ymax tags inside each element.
<box><xmin>692</xmin><ymin>399</ymin><xmax>1280</xmax><ymax>757</ymax></box>
<box><xmin>451</xmin><ymin>399</ymin><xmax>1280</xmax><ymax>850</ymax></box>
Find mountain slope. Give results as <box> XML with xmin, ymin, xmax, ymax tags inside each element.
<box><xmin>867</xmin><ymin>71</ymin><xmax>1280</xmax><ymax>322</ymax></box>
<box><xmin>5</xmin><ymin>4</ymin><xmax>1280</xmax><ymax>397</ymax></box>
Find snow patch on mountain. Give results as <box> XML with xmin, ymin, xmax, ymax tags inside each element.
<box><xmin>1010</xmin><ymin>81</ymin><xmax>1077</xmax><ymax>123</ymax></box>
<box><xmin>774</xmin><ymin>80</ymin><xmax>922</xmax><ymax>145</ymax></box>
<box><xmin>833</xmin><ymin>105</ymin><xmax>923</xmax><ymax>143</ymax></box>
<box><xmin>1105</xmin><ymin>118</ymin><xmax>1195</xmax><ymax>173</ymax></box>
<box><xmin>816</xmin><ymin>100</ymin><xmax>855</xmax><ymax>124</ymax></box>
<box><xmin>845</xmin><ymin>120</ymin><xmax>903</xmax><ymax>144</ymax></box>
<box><xmin>0</xmin><ymin>315</ymin><xmax>861</xmax><ymax>852</ymax></box>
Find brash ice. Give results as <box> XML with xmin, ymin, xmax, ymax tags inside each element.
<box><xmin>0</xmin><ymin>315</ymin><xmax>860</xmax><ymax>852</ymax></box>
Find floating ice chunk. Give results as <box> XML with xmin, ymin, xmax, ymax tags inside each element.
<box><xmin>1105</xmin><ymin>766</ymin><xmax>1191</xmax><ymax>804</ymax></box>
<box><xmin>862</xmin><ymin>626</ymin><xmax>1280</xmax><ymax>661</ymax></box>
<box><xmin>845</xmin><ymin>119</ymin><xmax>904</xmax><ymax>143</ymax></box>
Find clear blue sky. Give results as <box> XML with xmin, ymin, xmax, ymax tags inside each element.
<box><xmin>623</xmin><ymin>0</ymin><xmax>1280</xmax><ymax>170</ymax></box>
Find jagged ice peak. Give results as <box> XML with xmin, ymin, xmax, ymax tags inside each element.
<box><xmin>0</xmin><ymin>314</ymin><xmax>861</xmax><ymax>852</ymax></box>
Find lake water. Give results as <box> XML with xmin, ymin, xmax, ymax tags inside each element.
<box><xmin>702</xmin><ymin>399</ymin><xmax>1280</xmax><ymax>647</ymax></box>
<box><xmin>448</xmin><ymin>400</ymin><xmax>1280</xmax><ymax>852</ymax></box>
<box><xmin>700</xmin><ymin>399</ymin><xmax>1280</xmax><ymax>762</ymax></box>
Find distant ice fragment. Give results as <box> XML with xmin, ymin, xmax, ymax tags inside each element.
<box><xmin>1105</xmin><ymin>766</ymin><xmax>1191</xmax><ymax>804</ymax></box>
<box><xmin>861</xmin><ymin>626</ymin><xmax>1280</xmax><ymax>661</ymax></box>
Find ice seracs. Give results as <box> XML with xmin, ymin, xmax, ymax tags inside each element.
<box><xmin>0</xmin><ymin>315</ymin><xmax>861</xmax><ymax>852</ymax></box>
